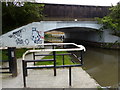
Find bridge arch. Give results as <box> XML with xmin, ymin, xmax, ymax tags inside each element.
<box><xmin>39</xmin><ymin>21</ymin><xmax>102</xmax><ymax>32</ymax></box>
<box><xmin>45</xmin><ymin>26</ymin><xmax>104</xmax><ymax>44</ymax></box>
<box><xmin>41</xmin><ymin>21</ymin><xmax>104</xmax><ymax>43</ymax></box>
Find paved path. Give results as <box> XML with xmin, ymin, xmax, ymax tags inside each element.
<box><xmin>1</xmin><ymin>51</ymin><xmax>100</xmax><ymax>88</ymax></box>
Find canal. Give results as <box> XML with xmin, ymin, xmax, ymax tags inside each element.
<box><xmin>81</xmin><ymin>46</ymin><xmax>119</xmax><ymax>88</ymax></box>
<box><xmin>45</xmin><ymin>37</ymin><xmax>119</xmax><ymax>88</ymax></box>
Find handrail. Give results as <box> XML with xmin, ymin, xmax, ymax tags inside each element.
<box><xmin>22</xmin><ymin>43</ymin><xmax>86</xmax><ymax>87</ymax></box>
<box><xmin>22</xmin><ymin>43</ymin><xmax>86</xmax><ymax>60</ymax></box>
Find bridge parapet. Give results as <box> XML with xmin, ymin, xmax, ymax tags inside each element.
<box><xmin>43</xmin><ymin>4</ymin><xmax>110</xmax><ymax>21</ymax></box>
<box><xmin>40</xmin><ymin>21</ymin><xmax>102</xmax><ymax>32</ymax></box>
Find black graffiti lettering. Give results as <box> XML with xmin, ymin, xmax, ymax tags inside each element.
<box><xmin>8</xmin><ymin>28</ymin><xmax>29</xmax><ymax>45</ymax></box>
<box><xmin>13</xmin><ymin>30</ymin><xmax>22</xmax><ymax>38</ymax></box>
<box><xmin>16</xmin><ymin>38</ymin><xmax>24</xmax><ymax>45</ymax></box>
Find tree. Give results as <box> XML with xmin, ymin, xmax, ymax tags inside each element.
<box><xmin>97</xmin><ymin>2</ymin><xmax>120</xmax><ymax>37</ymax></box>
<box><xmin>2</xmin><ymin>2</ymin><xmax>44</xmax><ymax>34</ymax></box>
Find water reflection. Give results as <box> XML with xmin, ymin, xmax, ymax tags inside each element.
<box><xmin>45</xmin><ymin>37</ymin><xmax>64</xmax><ymax>43</ymax></box>
<box><xmin>83</xmin><ymin>47</ymin><xmax>119</xmax><ymax>87</ymax></box>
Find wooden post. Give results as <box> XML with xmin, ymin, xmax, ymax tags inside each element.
<box><xmin>8</xmin><ymin>47</ymin><xmax>17</xmax><ymax>77</ymax></box>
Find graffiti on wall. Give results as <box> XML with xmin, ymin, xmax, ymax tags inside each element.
<box><xmin>31</xmin><ymin>27</ymin><xmax>43</xmax><ymax>44</ymax></box>
<box><xmin>8</xmin><ymin>28</ymin><xmax>29</xmax><ymax>45</ymax></box>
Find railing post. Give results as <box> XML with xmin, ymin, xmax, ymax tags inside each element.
<box><xmin>80</xmin><ymin>50</ymin><xmax>83</xmax><ymax>65</ymax></box>
<box><xmin>52</xmin><ymin>45</ymin><xmax>55</xmax><ymax>49</ymax></box>
<box><xmin>62</xmin><ymin>55</ymin><xmax>65</xmax><ymax>65</ymax></box>
<box><xmin>53</xmin><ymin>51</ymin><xmax>56</xmax><ymax>76</ymax></box>
<box><xmin>69</xmin><ymin>67</ymin><xmax>72</xmax><ymax>86</ymax></box>
<box><xmin>22</xmin><ymin>60</ymin><xmax>27</xmax><ymax>87</ymax></box>
<box><xmin>8</xmin><ymin>47</ymin><xmax>17</xmax><ymax>77</ymax></box>
<box><xmin>33</xmin><ymin>52</ymin><xmax>35</xmax><ymax>65</ymax></box>
<box><xmin>62</xmin><ymin>45</ymin><xmax>65</xmax><ymax>65</ymax></box>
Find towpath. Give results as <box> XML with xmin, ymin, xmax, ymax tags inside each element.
<box><xmin>1</xmin><ymin>51</ymin><xmax>99</xmax><ymax>88</ymax></box>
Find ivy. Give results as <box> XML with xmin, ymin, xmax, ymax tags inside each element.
<box><xmin>96</xmin><ymin>2</ymin><xmax>120</xmax><ymax>37</ymax></box>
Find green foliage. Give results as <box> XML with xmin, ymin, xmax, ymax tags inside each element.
<box><xmin>44</xmin><ymin>34</ymin><xmax>52</xmax><ymax>38</ymax></box>
<box><xmin>1</xmin><ymin>49</ymin><xmax>8</xmax><ymax>60</ymax></box>
<box><xmin>2</xmin><ymin>2</ymin><xmax>44</xmax><ymax>34</ymax></box>
<box><xmin>96</xmin><ymin>2</ymin><xmax>120</xmax><ymax>37</ymax></box>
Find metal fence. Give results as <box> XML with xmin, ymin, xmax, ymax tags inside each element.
<box><xmin>22</xmin><ymin>43</ymin><xmax>86</xmax><ymax>87</ymax></box>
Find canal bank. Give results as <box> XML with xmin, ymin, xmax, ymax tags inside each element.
<box><xmin>63</xmin><ymin>39</ymin><xmax>119</xmax><ymax>88</ymax></box>
<box><xmin>64</xmin><ymin>38</ymin><xmax>120</xmax><ymax>49</ymax></box>
<box><xmin>1</xmin><ymin>51</ymin><xmax>100</xmax><ymax>88</ymax></box>
<box><xmin>40</xmin><ymin>38</ymin><xmax>120</xmax><ymax>89</ymax></box>
<box><xmin>45</xmin><ymin>37</ymin><xmax>119</xmax><ymax>88</ymax></box>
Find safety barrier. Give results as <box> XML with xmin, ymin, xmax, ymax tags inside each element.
<box><xmin>22</xmin><ymin>43</ymin><xmax>86</xmax><ymax>87</ymax></box>
<box><xmin>0</xmin><ymin>47</ymin><xmax>17</xmax><ymax>77</ymax></box>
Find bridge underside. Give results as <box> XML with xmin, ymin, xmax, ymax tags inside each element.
<box><xmin>1</xmin><ymin>21</ymin><xmax>119</xmax><ymax>49</ymax></box>
<box><xmin>46</xmin><ymin>27</ymin><xmax>103</xmax><ymax>43</ymax></box>
<box><xmin>45</xmin><ymin>27</ymin><xmax>119</xmax><ymax>48</ymax></box>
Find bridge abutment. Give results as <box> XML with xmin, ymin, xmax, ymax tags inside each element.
<box><xmin>1</xmin><ymin>21</ymin><xmax>119</xmax><ymax>49</ymax></box>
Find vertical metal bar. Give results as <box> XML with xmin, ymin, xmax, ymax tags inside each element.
<box><xmin>69</xmin><ymin>67</ymin><xmax>72</xmax><ymax>86</ymax></box>
<box><xmin>62</xmin><ymin>55</ymin><xmax>64</xmax><ymax>65</ymax></box>
<box><xmin>53</xmin><ymin>51</ymin><xmax>56</xmax><ymax>76</ymax></box>
<box><xmin>80</xmin><ymin>50</ymin><xmax>83</xmax><ymax>65</ymax></box>
<box><xmin>25</xmin><ymin>61</ymin><xmax>27</xmax><ymax>76</ymax></box>
<box><xmin>62</xmin><ymin>45</ymin><xmax>65</xmax><ymax>65</ymax></box>
<box><xmin>33</xmin><ymin>52</ymin><xmax>35</xmax><ymax>65</ymax></box>
<box><xmin>52</xmin><ymin>45</ymin><xmax>55</xmax><ymax>49</ymax></box>
<box><xmin>22</xmin><ymin>60</ymin><xmax>26</xmax><ymax>87</ymax></box>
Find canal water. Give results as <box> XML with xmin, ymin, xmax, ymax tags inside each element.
<box><xmin>81</xmin><ymin>46</ymin><xmax>119</xmax><ymax>88</ymax></box>
<box><xmin>45</xmin><ymin>38</ymin><xmax>119</xmax><ymax>88</ymax></box>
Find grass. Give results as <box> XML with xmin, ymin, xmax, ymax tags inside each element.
<box><xmin>1</xmin><ymin>48</ymin><xmax>29</xmax><ymax>61</ymax></box>
<box><xmin>36</xmin><ymin>51</ymin><xmax>74</xmax><ymax>65</ymax></box>
<box><xmin>1</xmin><ymin>48</ymin><xmax>80</xmax><ymax>66</ymax></box>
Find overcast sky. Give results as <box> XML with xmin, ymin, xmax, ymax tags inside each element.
<box><xmin>36</xmin><ymin>0</ymin><xmax>119</xmax><ymax>6</ymax></box>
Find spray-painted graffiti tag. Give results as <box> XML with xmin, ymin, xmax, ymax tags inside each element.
<box><xmin>8</xmin><ymin>28</ymin><xmax>29</xmax><ymax>45</ymax></box>
<box><xmin>31</xmin><ymin>27</ymin><xmax>43</xmax><ymax>44</ymax></box>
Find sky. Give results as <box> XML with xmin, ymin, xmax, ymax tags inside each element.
<box><xmin>36</xmin><ymin>0</ymin><xmax>120</xmax><ymax>6</ymax></box>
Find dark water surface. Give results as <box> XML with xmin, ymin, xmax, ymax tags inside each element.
<box><xmin>82</xmin><ymin>46</ymin><xmax>119</xmax><ymax>87</ymax></box>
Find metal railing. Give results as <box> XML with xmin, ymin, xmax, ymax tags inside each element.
<box><xmin>0</xmin><ymin>47</ymin><xmax>17</xmax><ymax>77</ymax></box>
<box><xmin>22</xmin><ymin>43</ymin><xmax>86</xmax><ymax>87</ymax></box>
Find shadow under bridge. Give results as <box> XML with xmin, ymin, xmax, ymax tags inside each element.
<box><xmin>43</xmin><ymin>21</ymin><xmax>103</xmax><ymax>44</ymax></box>
<box><xmin>46</xmin><ymin>27</ymin><xmax>103</xmax><ymax>45</ymax></box>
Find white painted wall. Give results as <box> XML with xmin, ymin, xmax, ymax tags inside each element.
<box><xmin>0</xmin><ymin>22</ymin><xmax>44</xmax><ymax>48</ymax></box>
<box><xmin>1</xmin><ymin>21</ymin><xmax>119</xmax><ymax>48</ymax></box>
<box><xmin>103</xmin><ymin>29</ymin><xmax>119</xmax><ymax>43</ymax></box>
<box><xmin>41</xmin><ymin>21</ymin><xmax>102</xmax><ymax>32</ymax></box>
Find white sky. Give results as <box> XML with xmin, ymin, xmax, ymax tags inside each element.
<box><xmin>36</xmin><ymin>0</ymin><xmax>120</xmax><ymax>6</ymax></box>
